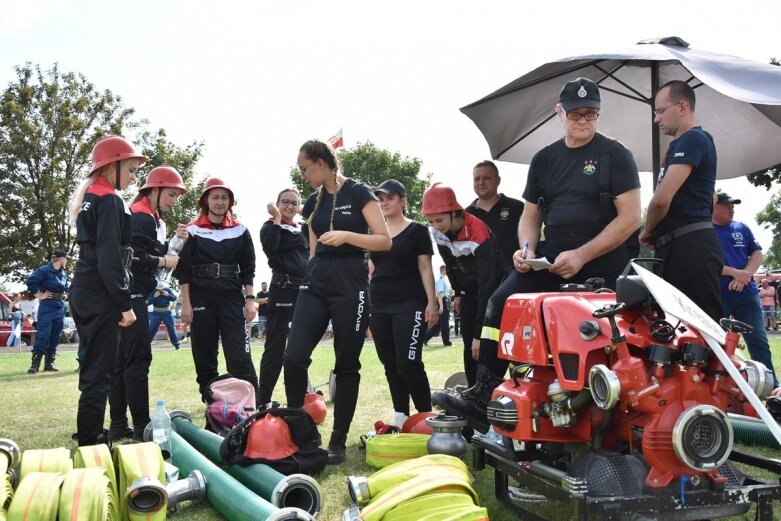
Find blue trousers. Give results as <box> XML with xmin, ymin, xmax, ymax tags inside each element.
<box><xmin>33</xmin><ymin>302</ymin><xmax>65</xmax><ymax>355</ymax></box>
<box><xmin>148</xmin><ymin>311</ymin><xmax>179</xmax><ymax>347</ymax></box>
<box><xmin>722</xmin><ymin>292</ymin><xmax>779</xmax><ymax>388</ymax></box>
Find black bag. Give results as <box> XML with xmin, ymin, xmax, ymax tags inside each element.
<box><xmin>219</xmin><ymin>407</ymin><xmax>328</xmax><ymax>476</ymax></box>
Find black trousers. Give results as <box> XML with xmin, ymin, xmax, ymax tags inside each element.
<box><xmin>459</xmin><ymin>296</ymin><xmax>478</xmax><ymax>386</ymax></box>
<box><xmin>370</xmin><ymin>301</ymin><xmax>431</xmax><ymax>416</ymax></box>
<box><xmin>284</xmin><ymin>256</ymin><xmax>369</xmax><ymax>435</ymax></box>
<box><xmin>654</xmin><ymin>228</ymin><xmax>724</xmax><ymax>323</ymax></box>
<box><xmin>422</xmin><ymin>298</ymin><xmax>451</xmax><ymax>345</ymax></box>
<box><xmin>190</xmin><ymin>288</ymin><xmax>258</xmax><ymax>398</ymax></box>
<box><xmin>70</xmin><ymin>286</ymin><xmax>122</xmax><ymax>446</ymax></box>
<box><xmin>108</xmin><ymin>295</ymin><xmax>152</xmax><ymax>433</ymax></box>
<box><xmin>257</xmin><ymin>284</ymin><xmax>298</xmax><ymax>405</ymax></box>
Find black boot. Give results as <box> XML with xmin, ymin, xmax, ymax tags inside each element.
<box><xmin>43</xmin><ymin>353</ymin><xmax>59</xmax><ymax>372</ymax></box>
<box><xmin>326</xmin><ymin>430</ymin><xmax>347</xmax><ymax>465</ymax></box>
<box><xmin>108</xmin><ymin>420</ymin><xmax>134</xmax><ymax>443</ymax></box>
<box><xmin>27</xmin><ymin>352</ymin><xmax>43</xmax><ymax>374</ymax></box>
<box><xmin>431</xmin><ymin>369</ymin><xmax>504</xmax><ymax>433</ymax></box>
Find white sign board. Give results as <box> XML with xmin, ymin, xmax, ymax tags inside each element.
<box><xmin>631</xmin><ymin>262</ymin><xmax>725</xmax><ymax>343</ymax></box>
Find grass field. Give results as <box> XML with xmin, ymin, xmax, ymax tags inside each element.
<box><xmin>1</xmin><ymin>334</ymin><xmax>780</xmax><ymax>520</ymax></box>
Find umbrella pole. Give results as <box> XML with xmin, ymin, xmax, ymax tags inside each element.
<box><xmin>652</xmin><ymin>63</ymin><xmax>661</xmax><ymax>189</ymax></box>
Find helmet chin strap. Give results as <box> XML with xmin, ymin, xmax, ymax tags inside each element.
<box><xmin>115</xmin><ymin>161</ymin><xmax>121</xmax><ymax>190</ymax></box>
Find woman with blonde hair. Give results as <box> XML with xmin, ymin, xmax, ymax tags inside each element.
<box><xmin>283</xmin><ymin>139</ymin><xmax>391</xmax><ymax>464</ymax></box>
<box><xmin>69</xmin><ymin>135</ymin><xmax>146</xmax><ymax>446</ymax></box>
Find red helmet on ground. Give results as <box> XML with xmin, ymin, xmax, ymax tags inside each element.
<box><xmin>421</xmin><ymin>183</ymin><xmax>462</xmax><ymax>215</ymax></box>
<box><xmin>402</xmin><ymin>412</ymin><xmax>437</xmax><ymax>435</ymax></box>
<box><xmin>302</xmin><ymin>393</ymin><xmax>328</xmax><ymax>425</ymax></box>
<box><xmin>198</xmin><ymin>177</ymin><xmax>235</xmax><ymax>211</ymax></box>
<box><xmin>89</xmin><ymin>136</ymin><xmax>147</xmax><ymax>175</ymax></box>
<box><xmin>244</xmin><ymin>414</ymin><xmax>299</xmax><ymax>460</ymax></box>
<box><xmin>141</xmin><ymin>166</ymin><xmax>187</xmax><ymax>193</ymax></box>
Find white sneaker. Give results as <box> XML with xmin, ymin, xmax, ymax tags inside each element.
<box><xmin>390</xmin><ymin>412</ymin><xmax>409</xmax><ymax>429</ymax></box>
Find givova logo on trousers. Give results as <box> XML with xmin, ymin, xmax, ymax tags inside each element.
<box><xmin>355</xmin><ymin>291</ymin><xmax>365</xmax><ymax>332</ymax></box>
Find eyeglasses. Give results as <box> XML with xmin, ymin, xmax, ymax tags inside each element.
<box><xmin>565</xmin><ymin>111</ymin><xmax>599</xmax><ymax>121</ymax></box>
<box><xmin>279</xmin><ymin>199</ymin><xmax>300</xmax><ymax>207</ymax></box>
<box><xmin>653</xmin><ymin>102</ymin><xmax>681</xmax><ymax>117</ymax></box>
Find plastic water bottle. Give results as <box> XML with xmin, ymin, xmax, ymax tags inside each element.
<box><xmin>486</xmin><ymin>426</ymin><xmax>503</xmax><ymax>446</ymax></box>
<box><xmin>155</xmin><ymin>234</ymin><xmax>185</xmax><ymax>283</ymax></box>
<box><xmin>151</xmin><ymin>399</ymin><xmax>173</xmax><ymax>461</ymax></box>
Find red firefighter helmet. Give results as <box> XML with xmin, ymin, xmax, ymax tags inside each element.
<box><xmin>401</xmin><ymin>412</ymin><xmax>437</xmax><ymax>435</ymax></box>
<box><xmin>302</xmin><ymin>393</ymin><xmax>328</xmax><ymax>425</ymax></box>
<box><xmin>198</xmin><ymin>177</ymin><xmax>235</xmax><ymax>211</ymax></box>
<box><xmin>141</xmin><ymin>165</ymin><xmax>187</xmax><ymax>193</ymax></box>
<box><xmin>421</xmin><ymin>183</ymin><xmax>462</xmax><ymax>215</ymax></box>
<box><xmin>244</xmin><ymin>414</ymin><xmax>299</xmax><ymax>460</ymax></box>
<box><xmin>89</xmin><ymin>136</ymin><xmax>147</xmax><ymax>175</ymax></box>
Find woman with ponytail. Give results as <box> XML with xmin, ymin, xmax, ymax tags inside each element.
<box><xmin>69</xmin><ymin>135</ymin><xmax>146</xmax><ymax>446</ymax></box>
<box><xmin>283</xmin><ymin>139</ymin><xmax>391</xmax><ymax>464</ymax></box>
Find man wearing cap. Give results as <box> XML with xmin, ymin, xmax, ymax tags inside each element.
<box><xmin>147</xmin><ymin>281</ymin><xmax>180</xmax><ymax>349</ymax></box>
<box><xmin>640</xmin><ymin>80</ymin><xmax>722</xmax><ymax>322</ymax></box>
<box><xmin>25</xmin><ymin>249</ymin><xmax>70</xmax><ymax>373</ymax></box>
<box><xmin>712</xmin><ymin>191</ymin><xmax>778</xmax><ymax>388</ymax></box>
<box><xmin>434</xmin><ymin>77</ymin><xmax>641</xmax><ymax>431</ymax></box>
<box><xmin>466</xmin><ymin>160</ymin><xmax>524</xmax><ymax>269</ymax></box>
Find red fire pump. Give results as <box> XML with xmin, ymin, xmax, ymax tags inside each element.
<box><xmin>471</xmin><ymin>263</ymin><xmax>781</xmax><ymax>520</ymax></box>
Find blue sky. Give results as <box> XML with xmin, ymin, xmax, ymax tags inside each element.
<box><xmin>2</xmin><ymin>0</ymin><xmax>780</xmax><ymax>285</ymax></box>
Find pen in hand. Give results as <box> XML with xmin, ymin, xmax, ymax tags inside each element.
<box><xmin>521</xmin><ymin>241</ymin><xmax>528</xmax><ymax>260</ymax></box>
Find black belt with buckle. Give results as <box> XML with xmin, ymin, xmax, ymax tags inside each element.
<box><xmin>193</xmin><ymin>263</ymin><xmax>241</xmax><ymax>279</ymax></box>
<box><xmin>654</xmin><ymin>221</ymin><xmax>713</xmax><ymax>249</ymax></box>
<box><xmin>271</xmin><ymin>272</ymin><xmax>305</xmax><ymax>289</ymax></box>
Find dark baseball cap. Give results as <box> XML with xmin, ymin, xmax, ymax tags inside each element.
<box><xmin>374</xmin><ymin>179</ymin><xmax>407</xmax><ymax>198</ymax></box>
<box><xmin>51</xmin><ymin>250</ymin><xmax>68</xmax><ymax>259</ymax></box>
<box><xmin>717</xmin><ymin>192</ymin><xmax>741</xmax><ymax>205</ymax></box>
<box><xmin>559</xmin><ymin>77</ymin><xmax>601</xmax><ymax>112</ymax></box>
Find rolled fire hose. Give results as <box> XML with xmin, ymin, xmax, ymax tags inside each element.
<box><xmin>357</xmin><ymin>472</ymin><xmax>479</xmax><ymax>521</ymax></box>
<box><xmin>1</xmin><ymin>439</ymin><xmax>21</xmax><ymax>521</ymax></box>
<box><xmin>728</xmin><ymin>413</ymin><xmax>781</xmax><ymax>449</ymax></box>
<box><xmin>348</xmin><ymin>454</ymin><xmax>469</xmax><ymax>506</ymax></box>
<box><xmin>362</xmin><ymin>433</ymin><xmax>430</xmax><ymax>468</ymax></box>
<box><xmin>58</xmin><ymin>467</ymin><xmax>118</xmax><ymax>521</ymax></box>
<box><xmin>170</xmin><ymin>413</ymin><xmax>322</xmax><ymax>517</ymax></box>
<box><xmin>19</xmin><ymin>448</ymin><xmax>72</xmax><ymax>481</ymax></box>
<box><xmin>170</xmin><ymin>429</ymin><xmax>314</xmax><ymax>521</ymax></box>
<box><xmin>6</xmin><ymin>472</ymin><xmax>64</xmax><ymax>521</ymax></box>
<box><xmin>381</xmin><ymin>493</ymin><xmax>485</xmax><ymax>521</ymax></box>
<box><xmin>73</xmin><ymin>444</ymin><xmax>118</xmax><ymax>501</ymax></box>
<box><xmin>113</xmin><ymin>442</ymin><xmax>167</xmax><ymax>521</ymax></box>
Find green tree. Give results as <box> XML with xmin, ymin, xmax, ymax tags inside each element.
<box><xmin>756</xmin><ymin>191</ymin><xmax>781</xmax><ymax>269</ymax></box>
<box><xmin>289</xmin><ymin>141</ymin><xmax>432</xmax><ymax>223</ymax></box>
<box><xmin>133</xmin><ymin>128</ymin><xmax>207</xmax><ymax>234</ymax></box>
<box><xmin>0</xmin><ymin>63</ymin><xmax>138</xmax><ymax>282</ymax></box>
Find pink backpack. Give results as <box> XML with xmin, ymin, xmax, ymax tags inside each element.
<box><xmin>204</xmin><ymin>374</ymin><xmax>256</xmax><ymax>436</ymax></box>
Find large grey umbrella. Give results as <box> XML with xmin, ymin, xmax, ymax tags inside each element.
<box><xmin>461</xmin><ymin>37</ymin><xmax>781</xmax><ymax>180</ymax></box>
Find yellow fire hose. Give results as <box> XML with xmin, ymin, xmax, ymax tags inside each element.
<box><xmin>385</xmin><ymin>494</ymin><xmax>489</xmax><ymax>520</ymax></box>
<box><xmin>358</xmin><ymin>472</ymin><xmax>478</xmax><ymax>521</ymax></box>
<box><xmin>362</xmin><ymin>433</ymin><xmax>430</xmax><ymax>468</ymax></box>
<box><xmin>58</xmin><ymin>467</ymin><xmax>118</xmax><ymax>521</ymax></box>
<box><xmin>18</xmin><ymin>449</ymin><xmax>71</xmax><ymax>482</ymax></box>
<box><xmin>113</xmin><ymin>443</ymin><xmax>167</xmax><ymax>521</ymax></box>
<box><xmin>348</xmin><ymin>454</ymin><xmax>469</xmax><ymax>506</ymax></box>
<box><xmin>6</xmin><ymin>472</ymin><xmax>64</xmax><ymax>521</ymax></box>
<box><xmin>1</xmin><ymin>453</ymin><xmax>13</xmax><ymax>521</ymax></box>
<box><xmin>73</xmin><ymin>444</ymin><xmax>118</xmax><ymax>502</ymax></box>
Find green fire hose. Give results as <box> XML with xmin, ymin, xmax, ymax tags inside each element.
<box><xmin>170</xmin><ymin>414</ymin><xmax>322</xmax><ymax>517</ymax></box>
<box><xmin>170</xmin><ymin>429</ymin><xmax>314</xmax><ymax>521</ymax></box>
<box><xmin>728</xmin><ymin>413</ymin><xmax>781</xmax><ymax>449</ymax></box>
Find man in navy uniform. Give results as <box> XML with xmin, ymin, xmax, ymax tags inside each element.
<box><xmin>26</xmin><ymin>249</ymin><xmax>70</xmax><ymax>373</ymax></box>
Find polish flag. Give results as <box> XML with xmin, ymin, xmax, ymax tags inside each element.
<box><xmin>328</xmin><ymin>129</ymin><xmax>344</xmax><ymax>149</ymax></box>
